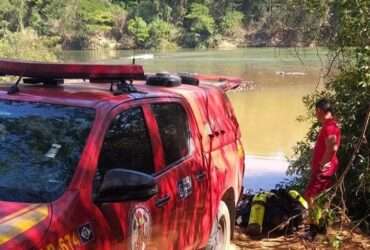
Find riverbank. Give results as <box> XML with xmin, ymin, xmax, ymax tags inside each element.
<box><xmin>0</xmin><ymin>1</ymin><xmax>330</xmax><ymax>53</ymax></box>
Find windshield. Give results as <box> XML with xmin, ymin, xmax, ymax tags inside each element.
<box><xmin>0</xmin><ymin>100</ymin><xmax>95</xmax><ymax>203</ymax></box>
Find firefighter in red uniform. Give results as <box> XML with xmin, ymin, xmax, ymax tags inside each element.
<box><xmin>303</xmin><ymin>98</ymin><xmax>341</xmax><ymax>240</ymax></box>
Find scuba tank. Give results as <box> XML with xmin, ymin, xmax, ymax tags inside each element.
<box><xmin>246</xmin><ymin>192</ymin><xmax>271</xmax><ymax>235</ymax></box>
<box><xmin>288</xmin><ymin>190</ymin><xmax>308</xmax><ymax>209</ymax></box>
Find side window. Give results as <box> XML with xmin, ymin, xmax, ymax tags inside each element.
<box><xmin>151</xmin><ymin>103</ymin><xmax>190</xmax><ymax>166</ymax></box>
<box><xmin>97</xmin><ymin>107</ymin><xmax>154</xmax><ymax>175</ymax></box>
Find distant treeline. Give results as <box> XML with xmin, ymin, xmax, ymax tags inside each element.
<box><xmin>0</xmin><ymin>0</ymin><xmax>332</xmax><ymax>55</ymax></box>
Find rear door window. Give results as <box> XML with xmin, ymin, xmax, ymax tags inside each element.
<box><xmin>151</xmin><ymin>103</ymin><xmax>190</xmax><ymax>166</ymax></box>
<box><xmin>97</xmin><ymin>107</ymin><xmax>154</xmax><ymax>175</ymax></box>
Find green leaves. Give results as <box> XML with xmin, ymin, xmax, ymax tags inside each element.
<box><xmin>0</xmin><ymin>28</ymin><xmax>57</xmax><ymax>61</ymax></box>
<box><xmin>183</xmin><ymin>3</ymin><xmax>215</xmax><ymax>48</ymax></box>
<box><xmin>288</xmin><ymin>0</ymin><xmax>370</xmax><ymax>232</ymax></box>
<box><xmin>185</xmin><ymin>3</ymin><xmax>215</xmax><ymax>35</ymax></box>
<box><xmin>329</xmin><ymin>233</ymin><xmax>344</xmax><ymax>250</ymax></box>
<box><xmin>148</xmin><ymin>18</ymin><xmax>178</xmax><ymax>50</ymax></box>
<box><xmin>0</xmin><ymin>0</ymin><xmax>366</xmax><ymax>50</ymax></box>
<box><xmin>127</xmin><ymin>17</ymin><xmax>150</xmax><ymax>48</ymax></box>
<box><xmin>219</xmin><ymin>10</ymin><xmax>244</xmax><ymax>37</ymax></box>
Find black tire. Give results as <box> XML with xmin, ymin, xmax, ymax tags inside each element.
<box><xmin>178</xmin><ymin>73</ymin><xmax>199</xmax><ymax>86</ymax></box>
<box><xmin>206</xmin><ymin>201</ymin><xmax>231</xmax><ymax>250</ymax></box>
<box><xmin>146</xmin><ymin>73</ymin><xmax>181</xmax><ymax>87</ymax></box>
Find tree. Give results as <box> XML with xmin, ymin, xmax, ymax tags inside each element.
<box><xmin>57</xmin><ymin>0</ymin><xmax>90</xmax><ymax>49</ymax></box>
<box><xmin>148</xmin><ymin>18</ymin><xmax>178</xmax><ymax>49</ymax></box>
<box><xmin>219</xmin><ymin>10</ymin><xmax>244</xmax><ymax>37</ymax></box>
<box><xmin>127</xmin><ymin>17</ymin><xmax>150</xmax><ymax>48</ymax></box>
<box><xmin>0</xmin><ymin>28</ymin><xmax>56</xmax><ymax>61</ymax></box>
<box><xmin>288</xmin><ymin>0</ymin><xmax>370</xmax><ymax>231</ymax></box>
<box><xmin>0</xmin><ymin>0</ymin><xmax>15</xmax><ymax>36</ymax></box>
<box><xmin>183</xmin><ymin>3</ymin><xmax>215</xmax><ymax>48</ymax></box>
<box><xmin>26</xmin><ymin>0</ymin><xmax>67</xmax><ymax>35</ymax></box>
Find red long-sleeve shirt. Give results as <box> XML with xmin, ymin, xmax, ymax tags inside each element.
<box><xmin>311</xmin><ymin>119</ymin><xmax>341</xmax><ymax>176</ymax></box>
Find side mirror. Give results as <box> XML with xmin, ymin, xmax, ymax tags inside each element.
<box><xmin>94</xmin><ymin>169</ymin><xmax>158</xmax><ymax>203</ymax></box>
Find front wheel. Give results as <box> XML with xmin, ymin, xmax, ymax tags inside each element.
<box><xmin>206</xmin><ymin>201</ymin><xmax>231</xmax><ymax>250</ymax></box>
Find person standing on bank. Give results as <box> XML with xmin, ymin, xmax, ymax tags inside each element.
<box><xmin>303</xmin><ymin>98</ymin><xmax>341</xmax><ymax>239</ymax></box>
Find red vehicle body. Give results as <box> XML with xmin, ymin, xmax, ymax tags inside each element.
<box><xmin>0</xmin><ymin>60</ymin><xmax>245</xmax><ymax>250</ymax></box>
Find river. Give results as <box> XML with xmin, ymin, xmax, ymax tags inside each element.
<box><xmin>59</xmin><ymin>48</ymin><xmax>325</xmax><ymax>190</ymax></box>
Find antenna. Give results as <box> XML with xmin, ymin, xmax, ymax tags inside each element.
<box><xmin>7</xmin><ymin>76</ymin><xmax>22</xmax><ymax>94</ymax></box>
<box><xmin>132</xmin><ymin>49</ymin><xmax>136</xmax><ymax>65</ymax></box>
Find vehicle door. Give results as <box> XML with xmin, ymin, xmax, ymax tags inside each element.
<box><xmin>148</xmin><ymin>99</ymin><xmax>209</xmax><ymax>249</ymax></box>
<box><xmin>92</xmin><ymin>103</ymin><xmax>179</xmax><ymax>250</ymax></box>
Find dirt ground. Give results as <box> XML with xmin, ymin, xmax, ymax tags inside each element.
<box><xmin>231</xmin><ymin>225</ymin><xmax>370</xmax><ymax>250</ymax></box>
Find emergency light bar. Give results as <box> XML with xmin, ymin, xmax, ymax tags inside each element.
<box><xmin>0</xmin><ymin>59</ymin><xmax>145</xmax><ymax>81</ymax></box>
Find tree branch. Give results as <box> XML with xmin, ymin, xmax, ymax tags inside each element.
<box><xmin>325</xmin><ymin>107</ymin><xmax>370</xmax><ymax>216</ymax></box>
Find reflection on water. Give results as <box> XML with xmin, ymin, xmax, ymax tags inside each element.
<box><xmin>228</xmin><ymin>78</ymin><xmax>314</xmax><ymax>157</ymax></box>
<box><xmin>59</xmin><ymin>48</ymin><xmax>324</xmax><ymax>158</ymax></box>
<box><xmin>243</xmin><ymin>156</ymin><xmax>290</xmax><ymax>191</ymax></box>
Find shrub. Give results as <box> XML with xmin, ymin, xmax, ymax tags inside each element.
<box><xmin>79</xmin><ymin>0</ymin><xmax>119</xmax><ymax>33</ymax></box>
<box><xmin>183</xmin><ymin>3</ymin><xmax>215</xmax><ymax>48</ymax></box>
<box><xmin>148</xmin><ymin>18</ymin><xmax>178</xmax><ymax>49</ymax></box>
<box><xmin>288</xmin><ymin>0</ymin><xmax>370</xmax><ymax>231</ymax></box>
<box><xmin>0</xmin><ymin>29</ymin><xmax>57</xmax><ymax>61</ymax></box>
<box><xmin>219</xmin><ymin>10</ymin><xmax>244</xmax><ymax>37</ymax></box>
<box><xmin>127</xmin><ymin>17</ymin><xmax>150</xmax><ymax>48</ymax></box>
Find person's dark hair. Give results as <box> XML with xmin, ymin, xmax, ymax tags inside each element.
<box><xmin>315</xmin><ymin>98</ymin><xmax>333</xmax><ymax>114</ymax></box>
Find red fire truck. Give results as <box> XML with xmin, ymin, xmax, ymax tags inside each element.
<box><xmin>0</xmin><ymin>59</ymin><xmax>245</xmax><ymax>250</ymax></box>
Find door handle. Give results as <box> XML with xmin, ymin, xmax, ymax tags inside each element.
<box><xmin>195</xmin><ymin>170</ymin><xmax>207</xmax><ymax>182</ymax></box>
<box><xmin>155</xmin><ymin>195</ymin><xmax>170</xmax><ymax>208</ymax></box>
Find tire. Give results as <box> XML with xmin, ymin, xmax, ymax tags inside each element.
<box><xmin>178</xmin><ymin>73</ymin><xmax>200</xmax><ymax>86</ymax></box>
<box><xmin>206</xmin><ymin>201</ymin><xmax>231</xmax><ymax>250</ymax></box>
<box><xmin>146</xmin><ymin>73</ymin><xmax>181</xmax><ymax>87</ymax></box>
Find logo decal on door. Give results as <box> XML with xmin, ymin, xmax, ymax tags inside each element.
<box><xmin>178</xmin><ymin>176</ymin><xmax>193</xmax><ymax>200</ymax></box>
<box><xmin>78</xmin><ymin>223</ymin><xmax>94</xmax><ymax>244</ymax></box>
<box><xmin>130</xmin><ymin>206</ymin><xmax>152</xmax><ymax>250</ymax></box>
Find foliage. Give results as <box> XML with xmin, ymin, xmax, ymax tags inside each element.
<box><xmin>79</xmin><ymin>0</ymin><xmax>118</xmax><ymax>33</ymax></box>
<box><xmin>219</xmin><ymin>10</ymin><xmax>244</xmax><ymax>37</ymax></box>
<box><xmin>0</xmin><ymin>0</ymin><xmax>343</xmax><ymax>50</ymax></box>
<box><xmin>131</xmin><ymin>1</ymin><xmax>159</xmax><ymax>22</ymax></box>
<box><xmin>254</xmin><ymin>0</ymin><xmax>327</xmax><ymax>46</ymax></box>
<box><xmin>127</xmin><ymin>17</ymin><xmax>150</xmax><ymax>48</ymax></box>
<box><xmin>57</xmin><ymin>1</ymin><xmax>90</xmax><ymax>49</ymax></box>
<box><xmin>241</xmin><ymin>0</ymin><xmax>268</xmax><ymax>23</ymax></box>
<box><xmin>183</xmin><ymin>3</ymin><xmax>215</xmax><ymax>48</ymax></box>
<box><xmin>329</xmin><ymin>233</ymin><xmax>344</xmax><ymax>249</ymax></box>
<box><xmin>0</xmin><ymin>0</ymin><xmax>19</xmax><ymax>34</ymax></box>
<box><xmin>0</xmin><ymin>29</ymin><xmax>56</xmax><ymax>61</ymax></box>
<box><xmin>22</xmin><ymin>0</ymin><xmax>66</xmax><ymax>35</ymax></box>
<box><xmin>59</xmin><ymin>0</ymin><xmax>125</xmax><ymax>48</ymax></box>
<box><xmin>148</xmin><ymin>18</ymin><xmax>178</xmax><ymax>50</ymax></box>
<box><xmin>0</xmin><ymin>0</ymin><xmax>68</xmax><ymax>36</ymax></box>
<box><xmin>0</xmin><ymin>0</ymin><xmax>364</xmax><ymax>50</ymax></box>
<box><xmin>287</xmin><ymin>0</ymin><xmax>370</xmax><ymax>231</ymax></box>
<box><xmin>0</xmin><ymin>0</ymin><xmax>125</xmax><ymax>50</ymax></box>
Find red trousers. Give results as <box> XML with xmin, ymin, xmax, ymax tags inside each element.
<box><xmin>304</xmin><ymin>173</ymin><xmax>334</xmax><ymax>199</ymax></box>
